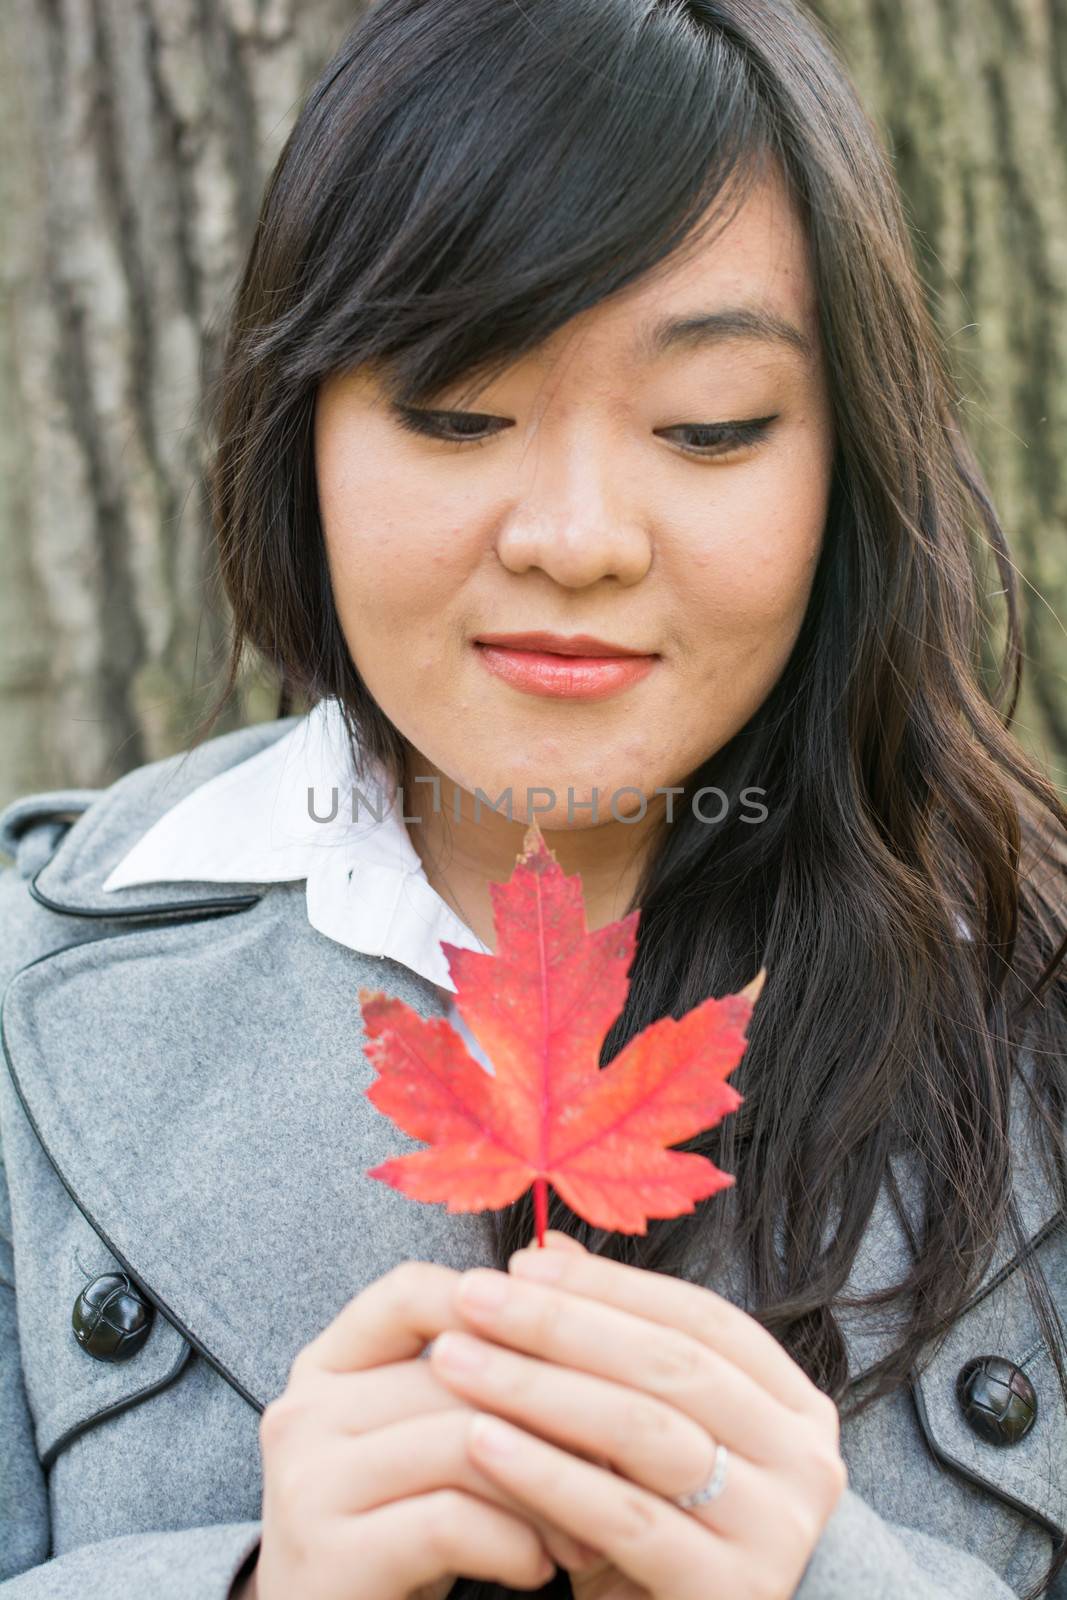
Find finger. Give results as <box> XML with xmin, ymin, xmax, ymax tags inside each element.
<box><xmin>298</xmin><ymin>1260</ymin><xmax>468</xmax><ymax>1375</ymax></box>
<box><xmin>528</xmin><ymin>1230</ymin><xmax>587</xmax><ymax>1253</ymax></box>
<box><xmin>450</xmin><ymin>1269</ymin><xmax>796</xmax><ymax>1466</ymax></box>
<box><xmin>323</xmin><ymin>1346</ymin><xmax>640</xmax><ymax>1508</ymax></box>
<box><xmin>463</xmin><ymin>1412</ymin><xmax>735</xmax><ymax>1600</ymax></box>
<box><xmin>272</xmin><ymin>1363</ymin><xmax>599</xmax><ymax>1571</ymax></box>
<box><xmin>301</xmin><ymin>1341</ymin><xmax>600</xmax><ymax>1467</ymax></box>
<box><xmin>319</xmin><ymin>1354</ymin><xmax>470</xmax><ymax>1433</ymax></box>
<box><xmin>333</xmin><ymin>1488</ymin><xmax>559</xmax><ymax>1594</ymax></box>
<box><xmin>313</xmin><ymin>1409</ymin><xmax>601</xmax><ymax>1570</ymax></box>
<box><xmin>429</xmin><ymin>1332</ymin><xmax>772</xmax><ymax>1542</ymax></box>
<box><xmin>506</xmin><ymin>1247</ymin><xmax>820</xmax><ymax>1415</ymax></box>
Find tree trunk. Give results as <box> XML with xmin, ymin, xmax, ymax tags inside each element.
<box><xmin>0</xmin><ymin>0</ymin><xmax>356</xmax><ymax>801</ymax></box>
<box><xmin>1</xmin><ymin>0</ymin><xmax>1064</xmax><ymax>804</ymax></box>
<box><xmin>814</xmin><ymin>0</ymin><xmax>1067</xmax><ymax>792</ymax></box>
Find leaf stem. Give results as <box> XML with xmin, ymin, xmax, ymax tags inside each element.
<box><xmin>534</xmin><ymin>1176</ymin><xmax>548</xmax><ymax>1245</ymax></box>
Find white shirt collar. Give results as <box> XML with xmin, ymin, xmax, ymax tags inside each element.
<box><xmin>99</xmin><ymin>693</ymin><xmax>974</xmax><ymax>989</ymax></box>
<box><xmin>100</xmin><ymin>696</ymin><xmax>491</xmax><ymax>994</ymax></box>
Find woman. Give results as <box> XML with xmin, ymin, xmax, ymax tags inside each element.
<box><xmin>1</xmin><ymin>0</ymin><xmax>1065</xmax><ymax>1597</ymax></box>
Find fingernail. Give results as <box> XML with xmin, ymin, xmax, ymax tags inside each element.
<box><xmin>459</xmin><ymin>1270</ymin><xmax>510</xmax><ymax>1308</ymax></box>
<box><xmin>434</xmin><ymin>1331</ymin><xmax>486</xmax><ymax>1372</ymax></box>
<box><xmin>470</xmin><ymin>1415</ymin><xmax>520</xmax><ymax>1456</ymax></box>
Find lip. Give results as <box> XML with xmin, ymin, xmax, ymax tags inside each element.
<box><xmin>473</xmin><ymin>640</ymin><xmax>657</xmax><ymax>701</ymax></box>
<box><xmin>473</xmin><ymin>630</ymin><xmax>654</xmax><ymax>658</ymax></box>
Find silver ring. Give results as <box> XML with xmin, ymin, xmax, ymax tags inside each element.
<box><xmin>671</xmin><ymin>1442</ymin><xmax>729</xmax><ymax>1509</ymax></box>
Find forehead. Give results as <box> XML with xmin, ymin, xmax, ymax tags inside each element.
<box><xmin>537</xmin><ymin>168</ymin><xmax>819</xmax><ymax>373</ymax></box>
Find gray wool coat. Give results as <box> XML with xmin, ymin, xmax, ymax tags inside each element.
<box><xmin>0</xmin><ymin>714</ymin><xmax>1065</xmax><ymax>1599</ymax></box>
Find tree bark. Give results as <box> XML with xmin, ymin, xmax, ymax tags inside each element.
<box><xmin>0</xmin><ymin>0</ymin><xmax>356</xmax><ymax>800</ymax></box>
<box><xmin>0</xmin><ymin>0</ymin><xmax>1064</xmax><ymax>803</ymax></box>
<box><xmin>814</xmin><ymin>0</ymin><xmax>1067</xmax><ymax>792</ymax></box>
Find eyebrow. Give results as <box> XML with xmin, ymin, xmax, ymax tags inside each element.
<box><xmin>633</xmin><ymin>305</ymin><xmax>815</xmax><ymax>365</ymax></box>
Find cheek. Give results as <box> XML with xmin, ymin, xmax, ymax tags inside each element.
<box><xmin>321</xmin><ymin>481</ymin><xmax>478</xmax><ymax>635</ymax></box>
<box><xmin>327</xmin><ymin>521</ymin><xmax>462</xmax><ymax>614</ymax></box>
<box><xmin>718</xmin><ymin>530</ymin><xmax>820</xmax><ymax>631</ymax></box>
<box><xmin>316</xmin><ymin>413</ymin><xmax>484</xmax><ymax>613</ymax></box>
<box><xmin>683</xmin><ymin>450</ymin><xmax>826</xmax><ymax>638</ymax></box>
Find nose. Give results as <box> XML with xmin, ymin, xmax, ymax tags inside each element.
<box><xmin>494</xmin><ymin>433</ymin><xmax>653</xmax><ymax>588</ymax></box>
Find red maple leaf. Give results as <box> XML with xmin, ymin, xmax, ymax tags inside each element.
<box><xmin>359</xmin><ymin>818</ymin><xmax>764</xmax><ymax>1241</ymax></box>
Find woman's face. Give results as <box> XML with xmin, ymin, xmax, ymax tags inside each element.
<box><xmin>314</xmin><ymin>165</ymin><xmax>835</xmax><ymax>833</ymax></box>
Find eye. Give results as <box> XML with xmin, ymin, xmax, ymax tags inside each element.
<box><xmin>389</xmin><ymin>405</ymin><xmax>507</xmax><ymax>447</ymax></box>
<box><xmin>389</xmin><ymin>405</ymin><xmax>779</xmax><ymax>458</ymax></box>
<box><xmin>657</xmin><ymin>415</ymin><xmax>779</xmax><ymax>458</ymax></box>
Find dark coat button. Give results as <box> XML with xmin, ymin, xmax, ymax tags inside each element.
<box><xmin>956</xmin><ymin>1354</ymin><xmax>1038</xmax><ymax>1445</ymax></box>
<box><xmin>72</xmin><ymin>1272</ymin><xmax>154</xmax><ymax>1362</ymax></box>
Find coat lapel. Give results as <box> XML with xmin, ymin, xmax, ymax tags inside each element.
<box><xmin>831</xmin><ymin>1047</ymin><xmax>1063</xmax><ymax>1386</ymax></box>
<box><xmin>2</xmin><ymin>886</ymin><xmax>501</xmax><ymax>1413</ymax></box>
<box><xmin>4</xmin><ymin>810</ymin><xmax>1062</xmax><ymax>1415</ymax></box>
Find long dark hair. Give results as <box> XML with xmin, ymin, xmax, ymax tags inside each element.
<box><xmin>195</xmin><ymin>2</ymin><xmax>1067</xmax><ymax>1595</ymax></box>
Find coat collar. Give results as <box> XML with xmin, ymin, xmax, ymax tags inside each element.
<box><xmin>29</xmin><ymin>700</ymin><xmax>491</xmax><ymax>992</ymax></box>
<box><xmin>25</xmin><ymin>714</ymin><xmax>302</xmax><ymax>922</ymax></box>
<box><xmin>5</xmin><ymin>751</ymin><xmax>1063</xmax><ymax>1416</ymax></box>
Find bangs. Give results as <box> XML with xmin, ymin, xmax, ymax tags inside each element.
<box><xmin>271</xmin><ymin>0</ymin><xmax>781</xmax><ymax>406</ymax></box>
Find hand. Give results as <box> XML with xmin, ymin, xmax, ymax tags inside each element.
<box><xmin>427</xmin><ymin>1231</ymin><xmax>848</xmax><ymax>1600</ymax></box>
<box><xmin>250</xmin><ymin>1259</ymin><xmax>601</xmax><ymax>1600</ymax></box>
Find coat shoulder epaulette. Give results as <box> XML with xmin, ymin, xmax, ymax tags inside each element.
<box><xmin>0</xmin><ymin>790</ymin><xmax>103</xmax><ymax>881</ymax></box>
<box><xmin>0</xmin><ymin>713</ymin><xmax>302</xmax><ymax>912</ymax></box>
